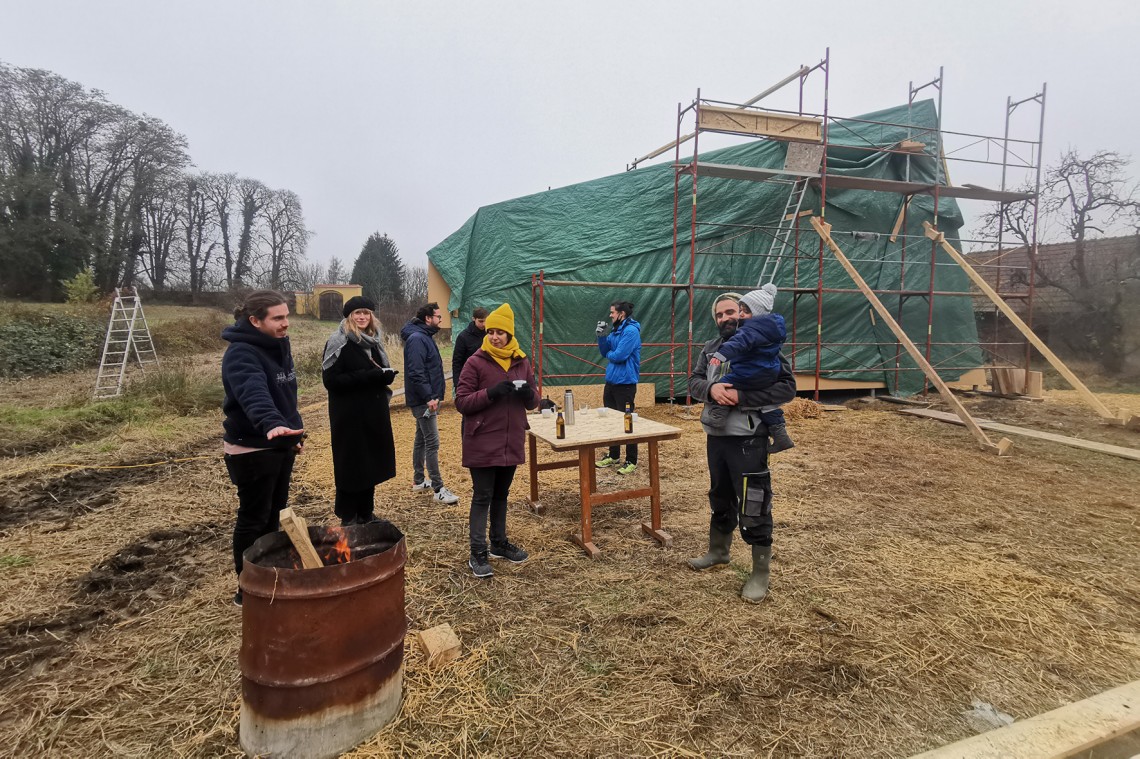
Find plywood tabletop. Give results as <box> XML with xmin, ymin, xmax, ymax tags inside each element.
<box><xmin>527</xmin><ymin>410</ymin><xmax>681</xmax><ymax>450</ymax></box>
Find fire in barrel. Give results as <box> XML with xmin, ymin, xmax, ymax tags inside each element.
<box><xmin>239</xmin><ymin>513</ymin><xmax>406</xmax><ymax>759</ymax></box>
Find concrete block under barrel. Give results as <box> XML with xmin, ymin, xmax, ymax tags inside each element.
<box><xmin>239</xmin><ymin>520</ymin><xmax>406</xmax><ymax>759</ymax></box>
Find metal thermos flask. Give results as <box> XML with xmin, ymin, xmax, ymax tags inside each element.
<box><xmin>563</xmin><ymin>389</ymin><xmax>575</xmax><ymax>425</ymax></box>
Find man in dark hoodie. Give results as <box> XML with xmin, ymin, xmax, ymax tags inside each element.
<box><xmin>401</xmin><ymin>302</ymin><xmax>459</xmax><ymax>504</ymax></box>
<box><xmin>451</xmin><ymin>307</ymin><xmax>488</xmax><ymax>399</ymax></box>
<box><xmin>221</xmin><ymin>290</ymin><xmax>305</xmax><ymax>606</ymax></box>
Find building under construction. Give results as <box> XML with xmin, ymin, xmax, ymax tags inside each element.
<box><xmin>427</xmin><ymin>51</ymin><xmax>1049</xmax><ymax>405</ymax></box>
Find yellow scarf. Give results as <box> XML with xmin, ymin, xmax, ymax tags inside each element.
<box><xmin>481</xmin><ymin>335</ymin><xmax>526</xmax><ymax>371</ymax></box>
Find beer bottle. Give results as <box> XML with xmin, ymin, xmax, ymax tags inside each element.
<box><xmin>556</xmin><ymin>409</ymin><xmax>566</xmax><ymax>439</ymax></box>
<box><xmin>624</xmin><ymin>402</ymin><xmax>633</xmax><ymax>434</ymax></box>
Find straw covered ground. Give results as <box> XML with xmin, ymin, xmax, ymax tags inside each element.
<box><xmin>0</xmin><ymin>352</ymin><xmax>1138</xmax><ymax>757</ymax></box>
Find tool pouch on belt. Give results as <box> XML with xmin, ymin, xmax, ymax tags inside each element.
<box><xmin>739</xmin><ymin>469</ymin><xmax>772</xmax><ymax>534</ymax></box>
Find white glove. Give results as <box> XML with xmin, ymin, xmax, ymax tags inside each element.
<box><xmin>596</xmin><ymin>321</ymin><xmax>607</xmax><ymax>335</ymax></box>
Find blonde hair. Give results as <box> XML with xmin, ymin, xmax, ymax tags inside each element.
<box><xmin>344</xmin><ymin>310</ymin><xmax>379</xmax><ymax>339</ymax></box>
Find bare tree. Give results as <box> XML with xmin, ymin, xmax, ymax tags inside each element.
<box><xmin>325</xmin><ymin>256</ymin><xmax>347</xmax><ymax>284</ymax></box>
<box><xmin>183</xmin><ymin>173</ymin><xmax>218</xmax><ymax>298</ymax></box>
<box><xmin>295</xmin><ymin>261</ymin><xmax>324</xmax><ymax>292</ymax></box>
<box><xmin>258</xmin><ymin>188</ymin><xmax>311</xmax><ymax>289</ymax></box>
<box><xmin>978</xmin><ymin>149</ymin><xmax>1140</xmax><ymax>374</ymax></box>
<box><xmin>405</xmin><ymin>264</ymin><xmax>429</xmax><ymax>304</ymax></box>
<box><xmin>234</xmin><ymin>177</ymin><xmax>268</xmax><ymax>288</ymax></box>
<box><xmin>138</xmin><ymin>174</ymin><xmax>181</xmax><ymax>291</ymax></box>
<box><xmin>0</xmin><ymin>64</ymin><xmax>187</xmax><ymax>297</ymax></box>
<box><xmin>201</xmin><ymin>171</ymin><xmax>238</xmax><ymax>288</ymax></box>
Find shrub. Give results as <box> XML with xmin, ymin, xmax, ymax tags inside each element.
<box><xmin>123</xmin><ymin>363</ymin><xmax>224</xmax><ymax>416</ymax></box>
<box><xmin>0</xmin><ymin>308</ymin><xmax>105</xmax><ymax>379</ymax></box>
<box><xmin>149</xmin><ymin>311</ymin><xmax>231</xmax><ymax>357</ymax></box>
<box><xmin>61</xmin><ymin>267</ymin><xmax>100</xmax><ymax>304</ymax></box>
<box><xmin>294</xmin><ymin>346</ymin><xmax>325</xmax><ymax>387</ymax></box>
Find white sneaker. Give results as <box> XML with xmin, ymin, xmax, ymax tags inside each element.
<box><xmin>434</xmin><ymin>486</ymin><xmax>459</xmax><ymax>505</ymax></box>
<box><xmin>411</xmin><ymin>481</ymin><xmax>433</xmax><ymax>494</ymax></box>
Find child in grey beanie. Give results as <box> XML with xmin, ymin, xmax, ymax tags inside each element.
<box><xmin>707</xmin><ymin>283</ymin><xmax>794</xmax><ymax>452</ymax></box>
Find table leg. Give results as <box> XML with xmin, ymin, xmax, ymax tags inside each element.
<box><xmin>640</xmin><ymin>439</ymin><xmax>673</xmax><ymax>548</ymax></box>
<box><xmin>570</xmin><ymin>446</ymin><xmax>600</xmax><ymax>558</ymax></box>
<box><xmin>526</xmin><ymin>433</ymin><xmax>543</xmax><ymax>513</ymax></box>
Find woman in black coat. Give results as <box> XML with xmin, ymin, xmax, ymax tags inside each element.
<box><xmin>322</xmin><ymin>296</ymin><xmax>398</xmax><ymax>525</ymax></box>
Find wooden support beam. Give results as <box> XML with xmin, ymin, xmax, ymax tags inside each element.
<box><xmin>923</xmin><ymin>221</ymin><xmax>1135</xmax><ymax>429</ymax></box>
<box><xmin>900</xmin><ymin>408</ymin><xmax>1140</xmax><ymax>462</ymax></box>
<box><xmin>811</xmin><ymin>217</ymin><xmax>1012</xmax><ymax>456</ymax></box>
<box><xmin>910</xmin><ymin>679</ymin><xmax>1140</xmax><ymax>759</ymax></box>
<box><xmin>889</xmin><ymin>197</ymin><xmax>912</xmax><ymax>243</ymax></box>
<box><xmin>279</xmin><ymin>507</ymin><xmax>323</xmax><ymax>569</ymax></box>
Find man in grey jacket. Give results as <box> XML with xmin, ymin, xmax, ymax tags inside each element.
<box><xmin>686</xmin><ymin>292</ymin><xmax>797</xmax><ymax>603</ymax></box>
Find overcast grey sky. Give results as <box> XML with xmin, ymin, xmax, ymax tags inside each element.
<box><xmin>3</xmin><ymin>0</ymin><xmax>1137</xmax><ymax>268</ymax></box>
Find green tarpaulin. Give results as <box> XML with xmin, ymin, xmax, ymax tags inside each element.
<box><xmin>427</xmin><ymin>100</ymin><xmax>982</xmax><ymax>397</ymax></box>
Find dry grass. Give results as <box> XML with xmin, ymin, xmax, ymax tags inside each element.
<box><xmin>0</xmin><ymin>373</ymin><xmax>1137</xmax><ymax>757</ymax></box>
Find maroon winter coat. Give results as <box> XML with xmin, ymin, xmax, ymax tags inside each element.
<box><xmin>454</xmin><ymin>349</ymin><xmax>539</xmax><ymax>468</ymax></box>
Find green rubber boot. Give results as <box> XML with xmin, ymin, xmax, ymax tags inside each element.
<box><xmin>741</xmin><ymin>544</ymin><xmax>772</xmax><ymax>603</ymax></box>
<box><xmin>687</xmin><ymin>528</ymin><xmax>732</xmax><ymax>570</ymax></box>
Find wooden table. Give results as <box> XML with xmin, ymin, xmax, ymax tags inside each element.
<box><xmin>526</xmin><ymin>411</ymin><xmax>682</xmax><ymax>558</ymax></box>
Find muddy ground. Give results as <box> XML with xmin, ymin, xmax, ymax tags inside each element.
<box><xmin>0</xmin><ymin>354</ymin><xmax>1137</xmax><ymax>757</ymax></box>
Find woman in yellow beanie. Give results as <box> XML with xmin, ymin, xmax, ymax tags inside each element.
<box><xmin>454</xmin><ymin>303</ymin><xmax>539</xmax><ymax>579</ymax></box>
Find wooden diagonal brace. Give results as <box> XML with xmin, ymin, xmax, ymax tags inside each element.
<box><xmin>922</xmin><ymin>221</ymin><xmax>1136</xmax><ymax>429</ymax></box>
<box><xmin>811</xmin><ymin>217</ymin><xmax>1012</xmax><ymax>456</ymax></box>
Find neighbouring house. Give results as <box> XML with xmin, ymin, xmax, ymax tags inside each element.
<box><xmin>966</xmin><ymin>234</ymin><xmax>1140</xmax><ymax>371</ymax></box>
<box><xmin>293</xmin><ymin>284</ymin><xmax>364</xmax><ymax>321</ymax></box>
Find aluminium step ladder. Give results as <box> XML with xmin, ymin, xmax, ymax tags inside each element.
<box><xmin>93</xmin><ymin>288</ymin><xmax>159</xmax><ymax>398</ymax></box>
<box><xmin>757</xmin><ymin>142</ymin><xmax>825</xmax><ymax>286</ymax></box>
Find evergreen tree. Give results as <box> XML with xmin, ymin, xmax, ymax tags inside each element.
<box><xmin>350</xmin><ymin>232</ymin><xmax>405</xmax><ymax>305</ymax></box>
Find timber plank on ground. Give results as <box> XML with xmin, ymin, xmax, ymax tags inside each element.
<box><xmin>900</xmin><ymin>408</ymin><xmax>1140</xmax><ymax>462</ymax></box>
<box><xmin>909</xmin><ymin>680</ymin><xmax>1140</xmax><ymax>759</ymax></box>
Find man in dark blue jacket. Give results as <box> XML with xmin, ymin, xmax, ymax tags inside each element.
<box><xmin>451</xmin><ymin>306</ymin><xmax>488</xmax><ymax>399</ymax></box>
<box><xmin>221</xmin><ymin>290</ymin><xmax>305</xmax><ymax>606</ymax></box>
<box><xmin>401</xmin><ymin>302</ymin><xmax>459</xmax><ymax>504</ymax></box>
<box><xmin>595</xmin><ymin>300</ymin><xmax>642</xmax><ymax>474</ymax></box>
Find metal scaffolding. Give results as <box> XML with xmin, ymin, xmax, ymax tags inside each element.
<box><xmin>531</xmin><ymin>51</ymin><xmax>1047</xmax><ymax>401</ymax></box>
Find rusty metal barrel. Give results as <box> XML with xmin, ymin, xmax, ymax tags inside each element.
<box><xmin>239</xmin><ymin>520</ymin><xmax>406</xmax><ymax>759</ymax></box>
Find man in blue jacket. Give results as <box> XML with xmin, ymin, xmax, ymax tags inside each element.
<box><xmin>595</xmin><ymin>300</ymin><xmax>642</xmax><ymax>475</ymax></box>
<box><xmin>400</xmin><ymin>302</ymin><xmax>459</xmax><ymax>504</ymax></box>
<box><xmin>221</xmin><ymin>290</ymin><xmax>305</xmax><ymax>606</ymax></box>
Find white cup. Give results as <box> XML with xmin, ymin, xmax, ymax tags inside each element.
<box><xmin>596</xmin><ymin>408</ymin><xmax>608</xmax><ymax>416</ymax></box>
<box><xmin>541</xmin><ymin>408</ymin><xmax>553</xmax><ymax>417</ymax></box>
<box><xmin>513</xmin><ymin>380</ymin><xmax>527</xmax><ymax>389</ymax></box>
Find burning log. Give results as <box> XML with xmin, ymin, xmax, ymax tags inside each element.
<box><xmin>278</xmin><ymin>507</ymin><xmax>323</xmax><ymax>569</ymax></box>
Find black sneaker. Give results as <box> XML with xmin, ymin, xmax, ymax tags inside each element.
<box><xmin>233</xmin><ymin>589</ymin><xmax>243</xmax><ymax>607</ymax></box>
<box><xmin>489</xmin><ymin>541</ymin><xmax>529</xmax><ymax>564</ymax></box>
<box><xmin>469</xmin><ymin>551</ymin><xmax>493</xmax><ymax>579</ymax></box>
